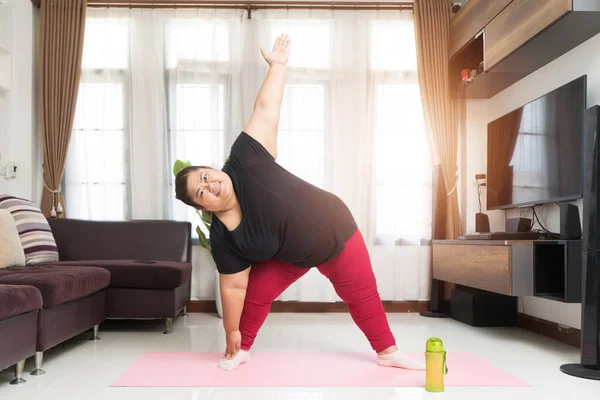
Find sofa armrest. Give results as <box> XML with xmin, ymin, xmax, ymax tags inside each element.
<box><xmin>48</xmin><ymin>219</ymin><xmax>192</xmax><ymax>263</ymax></box>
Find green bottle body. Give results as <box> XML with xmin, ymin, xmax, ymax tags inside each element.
<box><xmin>425</xmin><ymin>337</ymin><xmax>447</xmax><ymax>393</ymax></box>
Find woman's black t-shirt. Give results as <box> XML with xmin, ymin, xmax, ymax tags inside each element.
<box><xmin>210</xmin><ymin>132</ymin><xmax>358</xmax><ymax>274</ymax></box>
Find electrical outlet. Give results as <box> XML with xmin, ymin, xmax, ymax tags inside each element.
<box><xmin>475</xmin><ymin>173</ymin><xmax>486</xmax><ymax>186</ymax></box>
<box><xmin>4</xmin><ymin>162</ymin><xmax>17</xmax><ymax>179</ymax></box>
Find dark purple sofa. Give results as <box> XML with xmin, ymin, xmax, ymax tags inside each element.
<box><xmin>0</xmin><ymin>219</ymin><xmax>192</xmax><ymax>383</ymax></box>
<box><xmin>0</xmin><ymin>285</ymin><xmax>43</xmax><ymax>384</ymax></box>
<box><xmin>47</xmin><ymin>219</ymin><xmax>192</xmax><ymax>334</ymax></box>
<box><xmin>0</xmin><ymin>266</ymin><xmax>109</xmax><ymax>376</ymax></box>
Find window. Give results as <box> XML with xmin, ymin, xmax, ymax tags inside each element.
<box><xmin>167</xmin><ymin>20</ymin><xmax>330</xmax><ymax>231</ymax></box>
<box><xmin>168</xmin><ymin>74</ymin><xmax>228</xmax><ymax>230</ymax></box>
<box><xmin>64</xmin><ymin>18</ymin><xmax>130</xmax><ymax>220</ymax></box>
<box><xmin>161</xmin><ymin>15</ymin><xmax>428</xmax><ymax>246</ymax></box>
<box><xmin>370</xmin><ymin>20</ymin><xmax>431</xmax><ymax>245</ymax></box>
<box><xmin>268</xmin><ymin>22</ymin><xmax>330</xmax><ymax>188</ymax></box>
<box><xmin>370</xmin><ymin>22</ymin><xmax>417</xmax><ymax>71</ymax></box>
<box><xmin>165</xmin><ymin>18</ymin><xmax>232</xmax><ymax>236</ymax></box>
<box><xmin>268</xmin><ymin>22</ymin><xmax>330</xmax><ymax>70</ymax></box>
<box><xmin>373</xmin><ymin>84</ymin><xmax>430</xmax><ymax>244</ymax></box>
<box><xmin>165</xmin><ymin>20</ymin><xmax>230</xmax><ymax>68</ymax></box>
<box><xmin>172</xmin><ymin>82</ymin><xmax>226</xmax><ymax>166</ymax></box>
<box><xmin>277</xmin><ymin>82</ymin><xmax>326</xmax><ymax>189</ymax></box>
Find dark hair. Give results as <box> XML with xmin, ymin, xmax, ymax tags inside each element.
<box><xmin>175</xmin><ymin>166</ymin><xmax>211</xmax><ymax>209</ymax></box>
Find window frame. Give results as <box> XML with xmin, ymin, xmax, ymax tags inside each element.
<box><xmin>369</xmin><ymin>70</ymin><xmax>432</xmax><ymax>245</ymax></box>
<box><xmin>166</xmin><ymin>67</ymin><xmax>231</xmax><ymax>242</ymax></box>
<box><xmin>276</xmin><ymin>76</ymin><xmax>331</xmax><ymax>190</ymax></box>
<box><xmin>63</xmin><ymin>68</ymin><xmax>132</xmax><ymax>221</ymax></box>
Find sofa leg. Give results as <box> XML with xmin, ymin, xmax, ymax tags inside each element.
<box><xmin>30</xmin><ymin>351</ymin><xmax>46</xmax><ymax>376</ymax></box>
<box><xmin>163</xmin><ymin>317</ymin><xmax>173</xmax><ymax>334</ymax></box>
<box><xmin>180</xmin><ymin>305</ymin><xmax>188</xmax><ymax>316</ymax></box>
<box><xmin>10</xmin><ymin>360</ymin><xmax>26</xmax><ymax>385</ymax></box>
<box><xmin>90</xmin><ymin>324</ymin><xmax>101</xmax><ymax>341</ymax></box>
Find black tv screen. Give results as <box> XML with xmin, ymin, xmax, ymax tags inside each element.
<box><xmin>486</xmin><ymin>75</ymin><xmax>586</xmax><ymax>210</ymax></box>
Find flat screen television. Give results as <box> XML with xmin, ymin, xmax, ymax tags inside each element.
<box><xmin>486</xmin><ymin>75</ymin><xmax>587</xmax><ymax>210</ymax></box>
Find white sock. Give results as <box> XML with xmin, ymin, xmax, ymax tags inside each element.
<box><xmin>377</xmin><ymin>351</ymin><xmax>425</xmax><ymax>370</ymax></box>
<box><xmin>218</xmin><ymin>350</ymin><xmax>251</xmax><ymax>371</ymax></box>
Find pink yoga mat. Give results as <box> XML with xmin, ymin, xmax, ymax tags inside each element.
<box><xmin>111</xmin><ymin>352</ymin><xmax>528</xmax><ymax>388</ymax></box>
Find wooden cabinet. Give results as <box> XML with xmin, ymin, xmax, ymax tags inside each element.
<box><xmin>432</xmin><ymin>240</ymin><xmax>534</xmax><ymax>296</ymax></box>
<box><xmin>485</xmin><ymin>0</ymin><xmax>572</xmax><ymax>70</ymax></box>
<box><xmin>449</xmin><ymin>0</ymin><xmax>512</xmax><ymax>59</ymax></box>
<box><xmin>450</xmin><ymin>0</ymin><xmax>600</xmax><ymax>98</ymax></box>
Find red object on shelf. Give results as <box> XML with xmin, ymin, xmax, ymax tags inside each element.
<box><xmin>461</xmin><ymin>69</ymin><xmax>470</xmax><ymax>81</ymax></box>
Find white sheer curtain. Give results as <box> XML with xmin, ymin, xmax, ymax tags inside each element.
<box><xmin>165</xmin><ymin>9</ymin><xmax>240</xmax><ymax>228</ymax></box>
<box><xmin>164</xmin><ymin>10</ymin><xmax>242</xmax><ymax>298</ymax></box>
<box><xmin>66</xmin><ymin>8</ymin><xmax>432</xmax><ymax>302</ymax></box>
<box><xmin>65</xmin><ymin>8</ymin><xmax>170</xmax><ymax>221</ymax></box>
<box><xmin>128</xmin><ymin>10</ymin><xmax>171</xmax><ymax>220</ymax></box>
<box><xmin>65</xmin><ymin>12</ymin><xmax>131</xmax><ymax>220</ymax></box>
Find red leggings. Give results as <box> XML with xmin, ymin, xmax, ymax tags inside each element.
<box><xmin>239</xmin><ymin>229</ymin><xmax>396</xmax><ymax>353</ymax></box>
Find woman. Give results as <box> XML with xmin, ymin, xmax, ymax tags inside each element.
<box><xmin>175</xmin><ymin>34</ymin><xmax>424</xmax><ymax>372</ymax></box>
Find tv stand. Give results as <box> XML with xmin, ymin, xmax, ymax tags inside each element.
<box><xmin>432</xmin><ymin>239</ymin><xmax>534</xmax><ymax>296</ymax></box>
<box><xmin>460</xmin><ymin>232</ymin><xmax>542</xmax><ymax>240</ymax></box>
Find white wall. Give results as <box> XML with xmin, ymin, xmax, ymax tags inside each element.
<box><xmin>463</xmin><ymin>32</ymin><xmax>600</xmax><ymax>329</ymax></box>
<box><xmin>0</xmin><ymin>0</ymin><xmax>38</xmax><ymax>202</ymax></box>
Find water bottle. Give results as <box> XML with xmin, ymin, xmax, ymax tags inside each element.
<box><xmin>425</xmin><ymin>337</ymin><xmax>448</xmax><ymax>392</ymax></box>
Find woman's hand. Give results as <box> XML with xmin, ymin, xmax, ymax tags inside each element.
<box><xmin>261</xmin><ymin>33</ymin><xmax>290</xmax><ymax>66</ymax></box>
<box><xmin>224</xmin><ymin>329</ymin><xmax>242</xmax><ymax>360</ymax></box>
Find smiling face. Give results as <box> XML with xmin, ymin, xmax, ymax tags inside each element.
<box><xmin>175</xmin><ymin>166</ymin><xmax>234</xmax><ymax>212</ymax></box>
<box><xmin>188</xmin><ymin>167</ymin><xmax>235</xmax><ymax>212</ymax></box>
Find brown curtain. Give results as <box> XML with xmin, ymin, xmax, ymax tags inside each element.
<box><xmin>414</xmin><ymin>0</ymin><xmax>462</xmax><ymax>239</ymax></box>
<box><xmin>39</xmin><ymin>0</ymin><xmax>87</xmax><ymax>217</ymax></box>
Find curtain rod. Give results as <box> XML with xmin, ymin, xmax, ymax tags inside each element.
<box><xmin>31</xmin><ymin>0</ymin><xmax>413</xmax><ymax>10</ymax></box>
<box><xmin>85</xmin><ymin>1</ymin><xmax>413</xmax><ymax>11</ymax></box>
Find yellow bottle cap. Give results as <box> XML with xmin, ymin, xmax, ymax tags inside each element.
<box><xmin>426</xmin><ymin>337</ymin><xmax>445</xmax><ymax>353</ymax></box>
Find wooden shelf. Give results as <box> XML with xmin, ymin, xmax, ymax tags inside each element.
<box><xmin>484</xmin><ymin>0</ymin><xmax>572</xmax><ymax>71</ymax></box>
<box><xmin>460</xmin><ymin>70</ymin><xmax>523</xmax><ymax>99</ymax></box>
<box><xmin>449</xmin><ymin>0</ymin><xmax>511</xmax><ymax>59</ymax></box>
<box><xmin>533</xmin><ymin>240</ymin><xmax>582</xmax><ymax>303</ymax></box>
<box><xmin>451</xmin><ymin>0</ymin><xmax>600</xmax><ymax>99</ymax></box>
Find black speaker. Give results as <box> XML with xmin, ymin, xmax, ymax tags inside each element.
<box><xmin>450</xmin><ymin>286</ymin><xmax>517</xmax><ymax>327</ymax></box>
<box><xmin>560</xmin><ymin>104</ymin><xmax>600</xmax><ymax>379</ymax></box>
<box><xmin>506</xmin><ymin>217</ymin><xmax>532</xmax><ymax>233</ymax></box>
<box><xmin>475</xmin><ymin>213</ymin><xmax>490</xmax><ymax>233</ymax></box>
<box><xmin>560</xmin><ymin>203</ymin><xmax>582</xmax><ymax>240</ymax></box>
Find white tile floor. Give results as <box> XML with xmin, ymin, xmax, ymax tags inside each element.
<box><xmin>0</xmin><ymin>312</ymin><xmax>598</xmax><ymax>399</ymax></box>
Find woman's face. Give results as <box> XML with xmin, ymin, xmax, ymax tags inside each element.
<box><xmin>186</xmin><ymin>167</ymin><xmax>234</xmax><ymax>212</ymax></box>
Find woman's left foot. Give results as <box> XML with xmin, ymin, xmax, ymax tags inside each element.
<box><xmin>218</xmin><ymin>350</ymin><xmax>250</xmax><ymax>371</ymax></box>
<box><xmin>376</xmin><ymin>351</ymin><xmax>425</xmax><ymax>370</ymax></box>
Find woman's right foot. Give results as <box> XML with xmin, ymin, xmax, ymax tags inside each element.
<box><xmin>218</xmin><ymin>350</ymin><xmax>251</xmax><ymax>371</ymax></box>
<box><xmin>376</xmin><ymin>351</ymin><xmax>425</xmax><ymax>370</ymax></box>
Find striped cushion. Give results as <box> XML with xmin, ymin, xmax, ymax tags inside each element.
<box><xmin>0</xmin><ymin>195</ymin><xmax>59</xmax><ymax>265</ymax></box>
